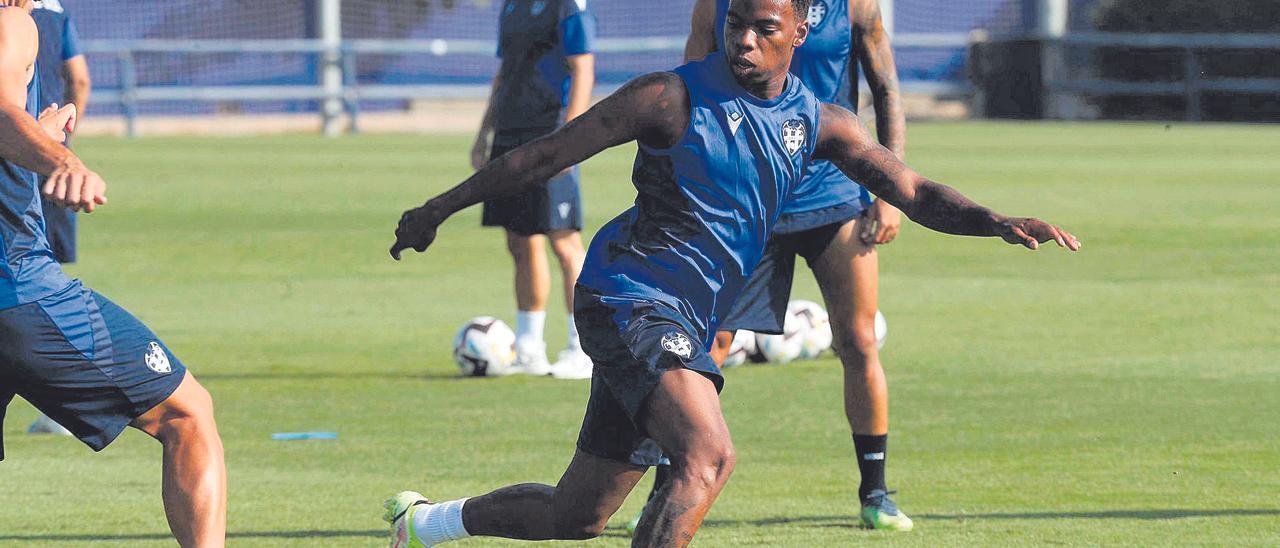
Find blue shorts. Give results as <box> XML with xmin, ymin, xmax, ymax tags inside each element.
<box><xmin>719</xmin><ymin>202</ymin><xmax>867</xmax><ymax>334</ymax></box>
<box><xmin>481</xmin><ymin>127</ymin><xmax>584</xmax><ymax>236</ymax></box>
<box><xmin>0</xmin><ymin>282</ymin><xmax>187</xmax><ymax>460</ymax></box>
<box><xmin>39</xmin><ymin>184</ymin><xmax>77</xmax><ymax>264</ymax></box>
<box><xmin>573</xmin><ymin>286</ymin><xmax>722</xmax><ymax>463</ymax></box>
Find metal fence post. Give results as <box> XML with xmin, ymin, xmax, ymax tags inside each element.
<box><xmin>320</xmin><ymin>0</ymin><xmax>344</xmax><ymax>137</ymax></box>
<box><xmin>342</xmin><ymin>48</ymin><xmax>360</xmax><ymax>134</ymax></box>
<box><xmin>118</xmin><ymin>50</ymin><xmax>138</xmax><ymax>138</ymax></box>
<box><xmin>1185</xmin><ymin>47</ymin><xmax>1202</xmax><ymax>122</ymax></box>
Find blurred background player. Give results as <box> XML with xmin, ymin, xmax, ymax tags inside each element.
<box><xmin>25</xmin><ymin>0</ymin><xmax>92</xmax><ymax>437</ymax></box>
<box><xmin>0</xmin><ymin>3</ymin><xmax>226</xmax><ymax>545</ymax></box>
<box><xmin>629</xmin><ymin>0</ymin><xmax>914</xmax><ymax>531</ymax></box>
<box><xmin>472</xmin><ymin>0</ymin><xmax>596</xmax><ymax>379</ymax></box>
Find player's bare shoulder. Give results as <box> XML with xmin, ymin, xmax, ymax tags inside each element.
<box><xmin>608</xmin><ymin>71</ymin><xmax>691</xmax><ymax>149</ymax></box>
<box><xmin>815</xmin><ymin>103</ymin><xmax>875</xmax><ymax>157</ymax></box>
<box><xmin>0</xmin><ymin>7</ymin><xmax>38</xmax><ymax>55</ymax></box>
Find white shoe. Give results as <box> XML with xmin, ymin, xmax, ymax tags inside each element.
<box><xmin>27</xmin><ymin>414</ymin><xmax>72</xmax><ymax>436</ymax></box>
<box><xmin>550</xmin><ymin>348</ymin><xmax>593</xmax><ymax>380</ymax></box>
<box><xmin>510</xmin><ymin>340</ymin><xmax>551</xmax><ymax>376</ymax></box>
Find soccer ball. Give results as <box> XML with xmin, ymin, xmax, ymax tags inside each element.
<box><xmin>721</xmin><ymin>329</ymin><xmax>757</xmax><ymax>368</ymax></box>
<box><xmin>452</xmin><ymin>317</ymin><xmax>516</xmax><ymax>377</ymax></box>
<box><xmin>788</xmin><ymin>300</ymin><xmax>832</xmax><ymax>359</ymax></box>
<box><xmin>874</xmin><ymin>309</ymin><xmax>888</xmax><ymax>350</ymax></box>
<box><xmin>754</xmin><ymin>308</ymin><xmax>805</xmax><ymax>364</ymax></box>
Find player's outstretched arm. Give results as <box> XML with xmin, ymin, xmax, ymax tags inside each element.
<box><xmin>0</xmin><ymin>8</ymin><xmax>105</xmax><ymax>212</ymax></box>
<box><xmin>390</xmin><ymin>71</ymin><xmax>691</xmax><ymax>260</ymax></box>
<box><xmin>815</xmin><ymin>103</ymin><xmax>1080</xmax><ymax>251</ymax></box>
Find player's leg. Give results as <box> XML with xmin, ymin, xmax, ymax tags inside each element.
<box><xmin>506</xmin><ymin>230</ymin><xmax>552</xmax><ymax>374</ymax></box>
<box><xmin>808</xmin><ymin>215</ymin><xmax>911</xmax><ymax>530</ymax></box>
<box><xmin>130</xmin><ymin>372</ymin><xmax>227</xmax><ymax>547</ymax></box>
<box><xmin>548</xmin><ymin>228</ymin><xmax>592</xmax><ymax>378</ymax></box>
<box><xmin>631</xmin><ymin>368</ymin><xmax>736</xmax><ymax>547</ymax></box>
<box><xmin>708</xmin><ymin>330</ymin><xmax>734</xmax><ymax>365</ymax></box>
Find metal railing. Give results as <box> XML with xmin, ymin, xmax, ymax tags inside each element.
<box><xmin>1042</xmin><ymin>32</ymin><xmax>1280</xmax><ymax>121</ymax></box>
<box><xmin>83</xmin><ymin>33</ymin><xmax>972</xmax><ymax>137</ymax></box>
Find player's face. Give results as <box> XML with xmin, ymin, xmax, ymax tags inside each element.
<box><xmin>723</xmin><ymin>0</ymin><xmax>810</xmax><ymax>91</ymax></box>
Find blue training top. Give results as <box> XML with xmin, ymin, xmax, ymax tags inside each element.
<box><xmin>0</xmin><ymin>10</ymin><xmax>71</xmax><ymax>309</ymax></box>
<box><xmin>493</xmin><ymin>0</ymin><xmax>596</xmax><ymax>132</ymax></box>
<box><xmin>713</xmin><ymin>0</ymin><xmax>872</xmax><ymax>226</ymax></box>
<box><xmin>33</xmin><ymin>0</ymin><xmax>83</xmax><ymax>111</ymax></box>
<box><xmin>577</xmin><ymin>55</ymin><xmax>822</xmax><ymax>345</ymax></box>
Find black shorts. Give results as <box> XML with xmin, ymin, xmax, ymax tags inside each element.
<box><xmin>719</xmin><ymin>202</ymin><xmax>865</xmax><ymax>334</ymax></box>
<box><xmin>0</xmin><ymin>282</ymin><xmax>187</xmax><ymax>460</ymax></box>
<box><xmin>573</xmin><ymin>286</ymin><xmax>722</xmax><ymax>463</ymax></box>
<box><xmin>481</xmin><ymin>127</ymin><xmax>584</xmax><ymax>236</ymax></box>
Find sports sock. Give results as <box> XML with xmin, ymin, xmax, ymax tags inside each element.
<box><xmin>853</xmin><ymin>433</ymin><xmax>888</xmax><ymax>499</ymax></box>
<box><xmin>411</xmin><ymin>498</ymin><xmax>471</xmax><ymax>545</ymax></box>
<box><xmin>566</xmin><ymin>314</ymin><xmax>581</xmax><ymax>351</ymax></box>
<box><xmin>515</xmin><ymin>310</ymin><xmax>546</xmax><ymax>348</ymax></box>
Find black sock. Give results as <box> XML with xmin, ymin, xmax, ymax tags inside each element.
<box><xmin>647</xmin><ymin>463</ymin><xmax>671</xmax><ymax>503</ymax></box>
<box><xmin>853</xmin><ymin>434</ymin><xmax>888</xmax><ymax>499</ymax></box>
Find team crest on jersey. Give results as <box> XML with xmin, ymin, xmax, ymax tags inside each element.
<box><xmin>807</xmin><ymin>0</ymin><xmax>829</xmax><ymax>28</ymax></box>
<box><xmin>660</xmin><ymin>332</ymin><xmax>693</xmax><ymax>359</ymax></box>
<box><xmin>144</xmin><ymin>342</ymin><xmax>173</xmax><ymax>374</ymax></box>
<box><xmin>781</xmin><ymin>119</ymin><xmax>807</xmax><ymax>155</ymax></box>
<box><xmin>530</xmin><ymin>0</ymin><xmax>547</xmax><ymax>16</ymax></box>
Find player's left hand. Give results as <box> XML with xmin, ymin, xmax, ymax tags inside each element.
<box><xmin>998</xmin><ymin>217</ymin><xmax>1081</xmax><ymax>251</ymax></box>
<box><xmin>859</xmin><ymin>199</ymin><xmax>902</xmax><ymax>245</ymax></box>
<box><xmin>390</xmin><ymin>205</ymin><xmax>442</xmax><ymax>261</ymax></box>
<box><xmin>37</xmin><ymin>103</ymin><xmax>77</xmax><ymax>144</ymax></box>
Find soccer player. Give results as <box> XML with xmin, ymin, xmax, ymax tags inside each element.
<box><xmin>472</xmin><ymin>0</ymin><xmax>596</xmax><ymax>379</ymax></box>
<box><xmin>386</xmin><ymin>0</ymin><xmax>1078</xmax><ymax>545</ymax></box>
<box><xmin>634</xmin><ymin>0</ymin><xmax>916</xmax><ymax>531</ymax></box>
<box><xmin>0</xmin><ymin>4</ymin><xmax>226</xmax><ymax>546</ymax></box>
<box><xmin>25</xmin><ymin>0</ymin><xmax>92</xmax><ymax>437</ymax></box>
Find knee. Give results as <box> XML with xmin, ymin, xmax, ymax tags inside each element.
<box><xmin>505</xmin><ymin>234</ymin><xmax>533</xmax><ymax>260</ymax></box>
<box><xmin>153</xmin><ymin>383</ymin><xmax>219</xmax><ymax>443</ymax></box>
<box><xmin>675</xmin><ymin>440</ymin><xmax>737</xmax><ymax>491</ymax></box>
<box><xmin>550</xmin><ymin>233</ymin><xmax>584</xmax><ymax>264</ymax></box>
<box><xmin>833</xmin><ymin>320</ymin><xmax>879</xmax><ymax>365</ymax></box>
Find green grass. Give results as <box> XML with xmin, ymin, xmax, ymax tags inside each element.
<box><xmin>2</xmin><ymin>121</ymin><xmax>1278</xmax><ymax>546</ymax></box>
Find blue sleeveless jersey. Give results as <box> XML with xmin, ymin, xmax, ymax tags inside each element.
<box><xmin>713</xmin><ymin>0</ymin><xmax>872</xmax><ymax>221</ymax></box>
<box><xmin>0</xmin><ymin>51</ymin><xmax>71</xmax><ymax>309</ymax></box>
<box><xmin>576</xmin><ymin>55</ymin><xmax>822</xmax><ymax>344</ymax></box>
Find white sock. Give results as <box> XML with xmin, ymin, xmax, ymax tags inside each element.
<box><xmin>515</xmin><ymin>310</ymin><xmax>546</xmax><ymax>348</ymax></box>
<box><xmin>411</xmin><ymin>498</ymin><xmax>471</xmax><ymax>545</ymax></box>
<box><xmin>566</xmin><ymin>314</ymin><xmax>581</xmax><ymax>351</ymax></box>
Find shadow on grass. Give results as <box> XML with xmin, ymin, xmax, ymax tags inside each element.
<box><xmin>693</xmin><ymin>508</ymin><xmax>1280</xmax><ymax>529</ymax></box>
<box><xmin>0</xmin><ymin>529</ymin><xmax>384</xmax><ymax>542</ymax></box>
<box><xmin>919</xmin><ymin>508</ymin><xmax>1280</xmax><ymax>521</ymax></box>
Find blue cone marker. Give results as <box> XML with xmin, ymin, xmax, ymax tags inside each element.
<box><xmin>272</xmin><ymin>432</ymin><xmax>338</xmax><ymax>441</ymax></box>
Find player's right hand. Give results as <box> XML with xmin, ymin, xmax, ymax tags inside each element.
<box><xmin>42</xmin><ymin>160</ymin><xmax>107</xmax><ymax>213</ymax></box>
<box><xmin>998</xmin><ymin>217</ymin><xmax>1081</xmax><ymax>251</ymax></box>
<box><xmin>390</xmin><ymin>205</ymin><xmax>441</xmax><ymax>261</ymax></box>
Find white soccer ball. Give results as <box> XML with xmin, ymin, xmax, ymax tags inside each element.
<box><xmin>754</xmin><ymin>309</ymin><xmax>805</xmax><ymax>364</ymax></box>
<box><xmin>874</xmin><ymin>309</ymin><xmax>888</xmax><ymax>350</ymax></box>
<box><xmin>452</xmin><ymin>316</ymin><xmax>516</xmax><ymax>377</ymax></box>
<box><xmin>721</xmin><ymin>329</ymin><xmax>757</xmax><ymax>368</ymax></box>
<box><xmin>788</xmin><ymin>300</ymin><xmax>832</xmax><ymax>359</ymax></box>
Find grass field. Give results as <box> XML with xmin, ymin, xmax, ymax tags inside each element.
<box><xmin>1</xmin><ymin>122</ymin><xmax>1278</xmax><ymax>546</ymax></box>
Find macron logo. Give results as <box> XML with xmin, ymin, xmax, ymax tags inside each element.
<box><xmin>727</xmin><ymin>110</ymin><xmax>744</xmax><ymax>137</ymax></box>
<box><xmin>863</xmin><ymin>452</ymin><xmax>885</xmax><ymax>461</ymax></box>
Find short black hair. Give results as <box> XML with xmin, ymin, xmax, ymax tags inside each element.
<box><xmin>792</xmin><ymin>0</ymin><xmax>813</xmax><ymax>21</ymax></box>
